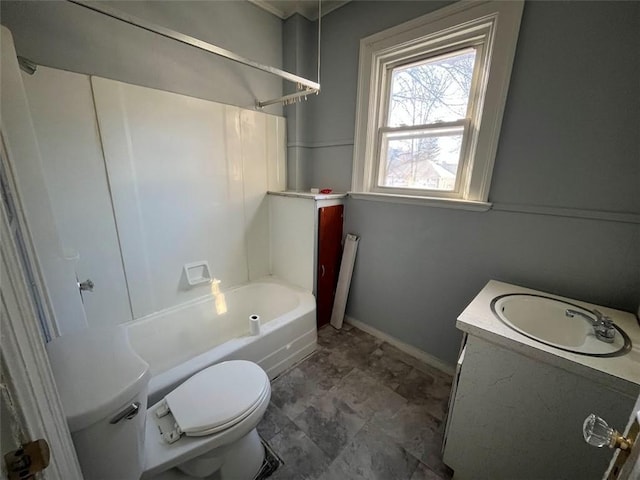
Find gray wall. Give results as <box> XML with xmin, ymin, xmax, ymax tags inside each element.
<box><xmin>283</xmin><ymin>14</ymin><xmax>318</xmax><ymax>189</ymax></box>
<box><xmin>302</xmin><ymin>1</ymin><xmax>640</xmax><ymax>365</ymax></box>
<box><xmin>0</xmin><ymin>0</ymin><xmax>283</xmax><ymax>114</ymax></box>
<box><xmin>301</xmin><ymin>0</ymin><xmax>452</xmax><ymax>192</ymax></box>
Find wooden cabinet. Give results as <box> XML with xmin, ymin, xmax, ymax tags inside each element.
<box><xmin>268</xmin><ymin>192</ymin><xmax>346</xmax><ymax>329</ymax></box>
<box><xmin>316</xmin><ymin>205</ymin><xmax>343</xmax><ymax>328</ymax></box>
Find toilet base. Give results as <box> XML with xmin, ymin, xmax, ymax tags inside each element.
<box><xmin>144</xmin><ymin>432</ymin><xmax>274</xmax><ymax>480</ymax></box>
<box><xmin>177</xmin><ymin>429</ymin><xmax>265</xmax><ymax>479</ymax></box>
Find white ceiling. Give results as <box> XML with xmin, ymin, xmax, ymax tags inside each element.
<box><xmin>249</xmin><ymin>0</ymin><xmax>351</xmax><ymax>20</ymax></box>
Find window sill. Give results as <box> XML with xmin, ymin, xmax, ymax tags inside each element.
<box><xmin>348</xmin><ymin>192</ymin><xmax>492</xmax><ymax>211</ymax></box>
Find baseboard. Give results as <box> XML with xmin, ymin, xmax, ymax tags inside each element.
<box><xmin>344</xmin><ymin>316</ymin><xmax>455</xmax><ymax>376</ymax></box>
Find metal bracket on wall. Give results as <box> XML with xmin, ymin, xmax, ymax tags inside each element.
<box><xmin>67</xmin><ymin>0</ymin><xmax>321</xmax><ymax>108</ymax></box>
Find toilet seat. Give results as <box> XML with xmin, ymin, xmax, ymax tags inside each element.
<box><xmin>155</xmin><ymin>360</ymin><xmax>270</xmax><ymax>443</ymax></box>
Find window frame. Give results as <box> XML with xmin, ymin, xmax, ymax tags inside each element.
<box><xmin>375</xmin><ymin>43</ymin><xmax>483</xmax><ymax>198</ymax></box>
<box><xmin>352</xmin><ymin>1</ymin><xmax>524</xmax><ymax>209</ymax></box>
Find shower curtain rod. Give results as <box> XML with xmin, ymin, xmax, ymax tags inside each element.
<box><xmin>68</xmin><ymin>0</ymin><xmax>320</xmax><ymax>108</ymax></box>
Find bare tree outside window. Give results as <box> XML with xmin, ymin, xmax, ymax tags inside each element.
<box><xmin>379</xmin><ymin>49</ymin><xmax>476</xmax><ymax>191</ymax></box>
<box><xmin>354</xmin><ymin>2</ymin><xmax>523</xmax><ymax>203</ymax></box>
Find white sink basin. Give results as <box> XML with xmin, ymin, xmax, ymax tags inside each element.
<box><xmin>491</xmin><ymin>294</ymin><xmax>631</xmax><ymax>356</ymax></box>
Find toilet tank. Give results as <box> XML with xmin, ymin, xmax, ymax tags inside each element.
<box><xmin>47</xmin><ymin>325</ymin><xmax>151</xmax><ymax>480</ymax></box>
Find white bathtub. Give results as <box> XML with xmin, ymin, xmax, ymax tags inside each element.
<box><xmin>126</xmin><ymin>277</ymin><xmax>316</xmax><ymax>405</ymax></box>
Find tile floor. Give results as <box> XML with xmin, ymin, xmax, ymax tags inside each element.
<box><xmin>257</xmin><ymin>323</ymin><xmax>454</xmax><ymax>480</ymax></box>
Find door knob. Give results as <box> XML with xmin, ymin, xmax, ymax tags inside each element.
<box><xmin>4</xmin><ymin>439</ymin><xmax>50</xmax><ymax>480</ymax></box>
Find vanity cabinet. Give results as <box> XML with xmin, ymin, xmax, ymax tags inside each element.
<box><xmin>444</xmin><ymin>335</ymin><xmax>634</xmax><ymax>479</ymax></box>
<box><xmin>443</xmin><ymin>281</ymin><xmax>640</xmax><ymax>480</ymax></box>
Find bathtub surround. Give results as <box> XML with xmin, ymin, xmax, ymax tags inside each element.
<box><xmin>3</xmin><ymin>7</ymin><xmax>289</xmax><ymax>330</ymax></box>
<box><xmin>268</xmin><ymin>195</ymin><xmax>317</xmax><ymax>292</ymax></box>
<box><xmin>17</xmin><ymin>65</ymin><xmax>285</xmax><ymax>332</ymax></box>
<box><xmin>92</xmin><ymin>76</ymin><xmax>285</xmax><ymax>318</ymax></box>
<box><xmin>286</xmin><ymin>1</ymin><xmax>640</xmax><ymax>365</ymax></box>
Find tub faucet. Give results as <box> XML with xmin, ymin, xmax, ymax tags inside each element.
<box><xmin>565</xmin><ymin>308</ymin><xmax>616</xmax><ymax>343</ymax></box>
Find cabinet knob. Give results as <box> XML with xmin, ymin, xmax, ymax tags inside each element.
<box><xmin>583</xmin><ymin>414</ymin><xmax>633</xmax><ymax>450</ymax></box>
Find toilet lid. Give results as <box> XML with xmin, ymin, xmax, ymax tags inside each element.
<box><xmin>164</xmin><ymin>360</ymin><xmax>269</xmax><ymax>436</ymax></box>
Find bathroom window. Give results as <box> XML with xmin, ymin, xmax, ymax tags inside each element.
<box><xmin>351</xmin><ymin>1</ymin><xmax>524</xmax><ymax>209</ymax></box>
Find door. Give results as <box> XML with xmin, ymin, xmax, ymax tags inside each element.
<box><xmin>1</xmin><ymin>28</ymin><xmax>83</xmax><ymax>477</ymax></box>
<box><xmin>316</xmin><ymin>205</ymin><xmax>344</xmax><ymax>328</ymax></box>
<box><xmin>1</xmin><ymin>164</ymin><xmax>83</xmax><ymax>479</ymax></box>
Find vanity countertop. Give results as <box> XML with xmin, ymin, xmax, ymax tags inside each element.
<box><xmin>268</xmin><ymin>190</ymin><xmax>348</xmax><ymax>200</ymax></box>
<box><xmin>458</xmin><ymin>280</ymin><xmax>640</xmax><ymax>396</ymax></box>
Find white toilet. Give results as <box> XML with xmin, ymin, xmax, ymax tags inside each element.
<box><xmin>46</xmin><ymin>325</ymin><xmax>271</xmax><ymax>480</ymax></box>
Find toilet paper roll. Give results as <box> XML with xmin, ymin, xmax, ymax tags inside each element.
<box><xmin>249</xmin><ymin>315</ymin><xmax>261</xmax><ymax>336</ymax></box>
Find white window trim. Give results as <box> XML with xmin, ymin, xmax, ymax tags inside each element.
<box><xmin>351</xmin><ymin>0</ymin><xmax>524</xmax><ymax>209</ymax></box>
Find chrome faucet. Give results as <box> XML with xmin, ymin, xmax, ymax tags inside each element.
<box><xmin>565</xmin><ymin>308</ymin><xmax>616</xmax><ymax>343</ymax></box>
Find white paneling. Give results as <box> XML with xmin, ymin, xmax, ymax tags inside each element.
<box><xmin>91</xmin><ymin>78</ymin><xmax>156</xmax><ymax>317</ymax></box>
<box><xmin>242</xmin><ymin>110</ymin><xmax>270</xmax><ymax>281</ymax></box>
<box><xmin>242</xmin><ymin>112</ymin><xmax>285</xmax><ymax>281</ymax></box>
<box><xmin>267</xmin><ymin>116</ymin><xmax>287</xmax><ymax>192</ymax></box>
<box><xmin>269</xmin><ymin>195</ymin><xmax>315</xmax><ymax>291</ymax></box>
<box><xmin>92</xmin><ymin>77</ymin><xmax>285</xmax><ymax>318</ymax></box>
<box><xmin>22</xmin><ymin>67</ymin><xmax>132</xmax><ymax>327</ymax></box>
<box><xmin>1</xmin><ymin>27</ymin><xmax>87</xmax><ymax>335</ymax></box>
<box><xmin>93</xmin><ymin>77</ymin><xmax>248</xmax><ymax>316</ymax></box>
